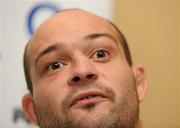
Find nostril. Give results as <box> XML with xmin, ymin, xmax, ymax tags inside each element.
<box><xmin>86</xmin><ymin>74</ymin><xmax>94</xmax><ymax>79</ymax></box>
<box><xmin>72</xmin><ymin>76</ymin><xmax>81</xmax><ymax>82</ymax></box>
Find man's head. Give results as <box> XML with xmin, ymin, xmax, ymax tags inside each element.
<box><xmin>22</xmin><ymin>9</ymin><xmax>148</xmax><ymax>128</ymax></box>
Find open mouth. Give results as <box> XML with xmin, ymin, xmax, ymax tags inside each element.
<box><xmin>70</xmin><ymin>89</ymin><xmax>107</xmax><ymax>108</ymax></box>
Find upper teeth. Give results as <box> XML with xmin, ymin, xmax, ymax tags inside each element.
<box><xmin>81</xmin><ymin>95</ymin><xmax>95</xmax><ymax>100</ymax></box>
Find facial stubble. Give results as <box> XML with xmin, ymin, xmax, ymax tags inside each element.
<box><xmin>33</xmin><ymin>81</ymin><xmax>139</xmax><ymax>128</ymax></box>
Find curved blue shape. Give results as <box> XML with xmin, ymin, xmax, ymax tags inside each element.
<box><xmin>27</xmin><ymin>3</ymin><xmax>59</xmax><ymax>35</ymax></box>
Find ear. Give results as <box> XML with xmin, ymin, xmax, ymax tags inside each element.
<box><xmin>22</xmin><ymin>93</ymin><xmax>38</xmax><ymax>125</ymax></box>
<box><xmin>131</xmin><ymin>65</ymin><xmax>148</xmax><ymax>102</ymax></box>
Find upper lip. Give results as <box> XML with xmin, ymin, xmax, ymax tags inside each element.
<box><xmin>70</xmin><ymin>89</ymin><xmax>107</xmax><ymax>107</ymax></box>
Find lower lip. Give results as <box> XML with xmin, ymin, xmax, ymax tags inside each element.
<box><xmin>71</xmin><ymin>96</ymin><xmax>106</xmax><ymax>108</ymax></box>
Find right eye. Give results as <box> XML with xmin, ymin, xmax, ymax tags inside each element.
<box><xmin>47</xmin><ymin>61</ymin><xmax>63</xmax><ymax>71</ymax></box>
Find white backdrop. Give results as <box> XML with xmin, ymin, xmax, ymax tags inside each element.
<box><xmin>0</xmin><ymin>0</ymin><xmax>113</xmax><ymax>128</ymax></box>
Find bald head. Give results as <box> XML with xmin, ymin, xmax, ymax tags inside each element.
<box><xmin>24</xmin><ymin>9</ymin><xmax>132</xmax><ymax>93</ymax></box>
<box><xmin>29</xmin><ymin>9</ymin><xmax>118</xmax><ymax>52</ymax></box>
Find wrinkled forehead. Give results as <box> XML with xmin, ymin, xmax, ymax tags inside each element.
<box><xmin>26</xmin><ymin>9</ymin><xmax>119</xmax><ymax>63</ymax></box>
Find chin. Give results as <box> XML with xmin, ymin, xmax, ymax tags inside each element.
<box><xmin>70</xmin><ymin>102</ymin><xmax>111</xmax><ymax>122</ymax></box>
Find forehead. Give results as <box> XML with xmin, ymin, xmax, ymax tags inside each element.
<box><xmin>27</xmin><ymin>10</ymin><xmax>120</xmax><ymax>64</ymax></box>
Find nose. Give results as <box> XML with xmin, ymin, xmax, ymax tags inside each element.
<box><xmin>68</xmin><ymin>55</ymin><xmax>98</xmax><ymax>86</ymax></box>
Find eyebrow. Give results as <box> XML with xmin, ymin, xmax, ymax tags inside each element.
<box><xmin>34</xmin><ymin>43</ymin><xmax>63</xmax><ymax>64</ymax></box>
<box><xmin>85</xmin><ymin>33</ymin><xmax>117</xmax><ymax>43</ymax></box>
<box><xmin>34</xmin><ymin>33</ymin><xmax>117</xmax><ymax>64</ymax></box>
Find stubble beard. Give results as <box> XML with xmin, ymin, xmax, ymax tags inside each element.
<box><xmin>33</xmin><ymin>81</ymin><xmax>139</xmax><ymax>128</ymax></box>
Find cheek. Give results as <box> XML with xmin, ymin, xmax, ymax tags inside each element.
<box><xmin>33</xmin><ymin>77</ymin><xmax>69</xmax><ymax>113</ymax></box>
<box><xmin>99</xmin><ymin>60</ymin><xmax>132</xmax><ymax>81</ymax></box>
<box><xmin>97</xmin><ymin>61</ymin><xmax>135</xmax><ymax>97</ymax></box>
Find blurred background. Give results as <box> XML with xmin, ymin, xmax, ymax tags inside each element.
<box><xmin>0</xmin><ymin>0</ymin><xmax>179</xmax><ymax>128</ymax></box>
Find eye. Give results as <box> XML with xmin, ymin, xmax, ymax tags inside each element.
<box><xmin>96</xmin><ymin>50</ymin><xmax>107</xmax><ymax>58</ymax></box>
<box><xmin>92</xmin><ymin>49</ymin><xmax>110</xmax><ymax>62</ymax></box>
<box><xmin>47</xmin><ymin>61</ymin><xmax>63</xmax><ymax>71</ymax></box>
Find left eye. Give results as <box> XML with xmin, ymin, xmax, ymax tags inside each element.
<box><xmin>96</xmin><ymin>50</ymin><xmax>107</xmax><ymax>58</ymax></box>
<box><xmin>92</xmin><ymin>49</ymin><xmax>110</xmax><ymax>62</ymax></box>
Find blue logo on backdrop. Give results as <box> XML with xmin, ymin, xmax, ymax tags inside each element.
<box><xmin>27</xmin><ymin>3</ymin><xmax>60</xmax><ymax>35</ymax></box>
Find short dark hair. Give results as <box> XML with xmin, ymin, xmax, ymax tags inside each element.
<box><xmin>23</xmin><ymin>11</ymin><xmax>133</xmax><ymax>94</ymax></box>
<box><xmin>23</xmin><ymin>41</ymin><xmax>33</xmax><ymax>93</ymax></box>
<box><xmin>107</xmin><ymin>20</ymin><xmax>133</xmax><ymax>66</ymax></box>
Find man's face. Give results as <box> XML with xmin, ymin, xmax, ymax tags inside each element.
<box><xmin>24</xmin><ymin>10</ymin><xmax>142</xmax><ymax>128</ymax></box>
